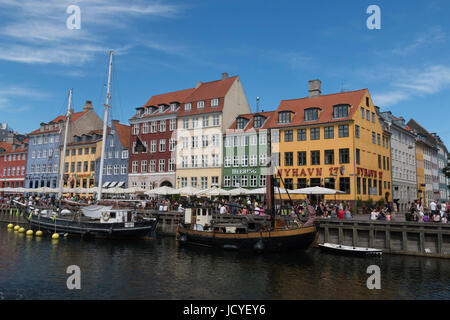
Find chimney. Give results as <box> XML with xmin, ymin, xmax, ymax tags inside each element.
<box><xmin>196</xmin><ymin>81</ymin><xmax>202</xmax><ymax>88</ymax></box>
<box><xmin>222</xmin><ymin>72</ymin><xmax>229</xmax><ymax>80</ymax></box>
<box><xmin>308</xmin><ymin>79</ymin><xmax>321</xmax><ymax>98</ymax></box>
<box><xmin>83</xmin><ymin>100</ymin><xmax>94</xmax><ymax>111</ymax></box>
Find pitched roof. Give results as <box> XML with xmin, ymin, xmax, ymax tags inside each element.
<box><xmin>228</xmin><ymin>111</ymin><xmax>276</xmax><ymax>132</ymax></box>
<box><xmin>0</xmin><ymin>141</ymin><xmax>28</xmax><ymax>154</ymax></box>
<box><xmin>28</xmin><ymin>111</ymin><xmax>88</xmax><ymax>135</ymax></box>
<box><xmin>114</xmin><ymin>122</ymin><xmax>130</xmax><ymax>149</ymax></box>
<box><xmin>268</xmin><ymin>89</ymin><xmax>368</xmax><ymax>129</ymax></box>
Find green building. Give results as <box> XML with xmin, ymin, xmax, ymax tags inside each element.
<box><xmin>222</xmin><ymin>111</ymin><xmax>275</xmax><ymax>189</ymax></box>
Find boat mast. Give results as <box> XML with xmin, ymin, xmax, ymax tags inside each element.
<box><xmin>97</xmin><ymin>50</ymin><xmax>114</xmax><ymax>201</ymax></box>
<box><xmin>58</xmin><ymin>89</ymin><xmax>73</xmax><ymax>199</ymax></box>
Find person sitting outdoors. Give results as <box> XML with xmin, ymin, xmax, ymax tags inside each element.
<box><xmin>370</xmin><ymin>208</ymin><xmax>378</xmax><ymax>221</ymax></box>
<box><xmin>344</xmin><ymin>207</ymin><xmax>352</xmax><ymax>220</ymax></box>
<box><xmin>337</xmin><ymin>207</ymin><xmax>345</xmax><ymax>219</ymax></box>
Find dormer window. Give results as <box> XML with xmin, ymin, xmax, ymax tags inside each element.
<box><xmin>159</xmin><ymin>105</ymin><xmax>165</xmax><ymax>113</ymax></box>
<box><xmin>170</xmin><ymin>103</ymin><xmax>178</xmax><ymax>111</ymax></box>
<box><xmin>197</xmin><ymin>101</ymin><xmax>204</xmax><ymax>109</ymax></box>
<box><xmin>253</xmin><ymin>116</ymin><xmax>265</xmax><ymax>129</ymax></box>
<box><xmin>333</xmin><ymin>104</ymin><xmax>349</xmax><ymax>119</ymax></box>
<box><xmin>184</xmin><ymin>103</ymin><xmax>192</xmax><ymax>111</ymax></box>
<box><xmin>211</xmin><ymin>98</ymin><xmax>219</xmax><ymax>107</ymax></box>
<box><xmin>236</xmin><ymin>118</ymin><xmax>248</xmax><ymax>130</ymax></box>
<box><xmin>278</xmin><ymin>111</ymin><xmax>292</xmax><ymax>124</ymax></box>
<box><xmin>304</xmin><ymin>108</ymin><xmax>319</xmax><ymax>121</ymax></box>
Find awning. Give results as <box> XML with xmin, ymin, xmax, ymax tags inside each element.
<box><xmin>117</xmin><ymin>181</ymin><xmax>125</xmax><ymax>188</ymax></box>
<box><xmin>102</xmin><ymin>182</ymin><xmax>110</xmax><ymax>188</ymax></box>
<box><xmin>108</xmin><ymin>181</ymin><xmax>118</xmax><ymax>188</ymax></box>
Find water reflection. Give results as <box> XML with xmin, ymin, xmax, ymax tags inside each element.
<box><xmin>0</xmin><ymin>227</ymin><xmax>448</xmax><ymax>300</ymax></box>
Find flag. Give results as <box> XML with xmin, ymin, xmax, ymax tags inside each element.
<box><xmin>51</xmin><ymin>213</ymin><xmax>56</xmax><ymax>221</ymax></box>
<box><xmin>28</xmin><ymin>212</ymin><xmax>32</xmax><ymax>219</ymax></box>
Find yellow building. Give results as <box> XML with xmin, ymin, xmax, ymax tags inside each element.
<box><xmin>414</xmin><ymin>140</ymin><xmax>426</xmax><ymax>205</ymax></box>
<box><xmin>268</xmin><ymin>80</ymin><xmax>392</xmax><ymax>204</ymax></box>
<box><xmin>61</xmin><ymin>130</ymin><xmax>103</xmax><ymax>193</ymax></box>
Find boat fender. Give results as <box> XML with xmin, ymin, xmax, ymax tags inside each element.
<box><xmin>254</xmin><ymin>240</ymin><xmax>264</xmax><ymax>253</ymax></box>
<box><xmin>102</xmin><ymin>212</ymin><xmax>110</xmax><ymax>221</ymax></box>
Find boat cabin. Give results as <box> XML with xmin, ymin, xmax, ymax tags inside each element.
<box><xmin>100</xmin><ymin>209</ymin><xmax>136</xmax><ymax>224</ymax></box>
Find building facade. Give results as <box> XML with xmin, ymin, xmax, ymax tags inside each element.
<box><xmin>25</xmin><ymin>101</ymin><xmax>103</xmax><ymax>189</ymax></box>
<box><xmin>269</xmin><ymin>80</ymin><xmax>392</xmax><ymax>204</ymax></box>
<box><xmin>95</xmin><ymin>121</ymin><xmax>130</xmax><ymax>189</ymax></box>
<box><xmin>0</xmin><ymin>140</ymin><xmax>28</xmax><ymax>189</ymax></box>
<box><xmin>407</xmin><ymin>119</ymin><xmax>439</xmax><ymax>206</ymax></box>
<box><xmin>128</xmin><ymin>89</ymin><xmax>188</xmax><ymax>190</ymax></box>
<box><xmin>176</xmin><ymin>73</ymin><xmax>250</xmax><ymax>189</ymax></box>
<box><xmin>433</xmin><ymin>134</ymin><xmax>449</xmax><ymax>202</ymax></box>
<box><xmin>61</xmin><ymin>131</ymin><xmax>103</xmax><ymax>191</ymax></box>
<box><xmin>222</xmin><ymin>111</ymin><xmax>274</xmax><ymax>190</ymax></box>
<box><xmin>379</xmin><ymin>112</ymin><xmax>417</xmax><ymax>212</ymax></box>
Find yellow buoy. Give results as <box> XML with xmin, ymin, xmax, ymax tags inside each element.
<box><xmin>26</xmin><ymin>230</ymin><xmax>34</xmax><ymax>236</ymax></box>
<box><xmin>7</xmin><ymin>223</ymin><xmax>13</xmax><ymax>228</ymax></box>
<box><xmin>52</xmin><ymin>233</ymin><xmax>59</xmax><ymax>239</ymax></box>
<box><xmin>18</xmin><ymin>227</ymin><xmax>25</xmax><ymax>233</ymax></box>
<box><xmin>14</xmin><ymin>225</ymin><xmax>20</xmax><ymax>231</ymax></box>
<box><xmin>35</xmin><ymin>230</ymin><xmax>43</xmax><ymax>237</ymax></box>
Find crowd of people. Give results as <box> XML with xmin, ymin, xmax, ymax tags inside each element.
<box><xmin>406</xmin><ymin>199</ymin><xmax>449</xmax><ymax>223</ymax></box>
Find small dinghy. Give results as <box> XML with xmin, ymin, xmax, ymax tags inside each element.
<box><xmin>318</xmin><ymin>243</ymin><xmax>382</xmax><ymax>256</ymax></box>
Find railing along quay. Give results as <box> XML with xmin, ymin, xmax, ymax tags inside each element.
<box><xmin>316</xmin><ymin>218</ymin><xmax>450</xmax><ymax>259</ymax></box>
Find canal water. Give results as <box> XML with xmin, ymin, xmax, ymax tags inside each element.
<box><xmin>0</xmin><ymin>227</ymin><xmax>448</xmax><ymax>300</ymax></box>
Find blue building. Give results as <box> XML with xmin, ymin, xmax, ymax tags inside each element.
<box><xmin>95</xmin><ymin>120</ymin><xmax>130</xmax><ymax>189</ymax></box>
<box><xmin>25</xmin><ymin>101</ymin><xmax>103</xmax><ymax>190</ymax></box>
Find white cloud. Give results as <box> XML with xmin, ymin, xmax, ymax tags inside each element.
<box><xmin>372</xmin><ymin>65</ymin><xmax>450</xmax><ymax>106</ymax></box>
<box><xmin>391</xmin><ymin>26</ymin><xmax>445</xmax><ymax>55</ymax></box>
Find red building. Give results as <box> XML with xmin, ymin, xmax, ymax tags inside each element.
<box><xmin>128</xmin><ymin>89</ymin><xmax>194</xmax><ymax>189</ymax></box>
<box><xmin>0</xmin><ymin>139</ymin><xmax>28</xmax><ymax>189</ymax></box>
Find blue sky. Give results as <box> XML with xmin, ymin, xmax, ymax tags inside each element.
<box><xmin>0</xmin><ymin>0</ymin><xmax>449</xmax><ymax>145</ymax></box>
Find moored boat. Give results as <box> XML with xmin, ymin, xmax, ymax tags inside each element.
<box><xmin>318</xmin><ymin>243</ymin><xmax>383</xmax><ymax>256</ymax></box>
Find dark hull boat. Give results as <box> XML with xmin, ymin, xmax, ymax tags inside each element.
<box><xmin>177</xmin><ymin>224</ymin><xmax>318</xmax><ymax>252</ymax></box>
<box><xmin>27</xmin><ymin>213</ymin><xmax>158</xmax><ymax>239</ymax></box>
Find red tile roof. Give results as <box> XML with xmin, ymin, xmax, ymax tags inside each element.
<box><xmin>0</xmin><ymin>141</ymin><xmax>28</xmax><ymax>154</ymax></box>
<box><xmin>28</xmin><ymin>111</ymin><xmax>88</xmax><ymax>135</ymax></box>
<box><xmin>228</xmin><ymin>111</ymin><xmax>276</xmax><ymax>132</ymax></box>
<box><xmin>268</xmin><ymin>89</ymin><xmax>368</xmax><ymax>129</ymax></box>
<box><xmin>114</xmin><ymin>123</ymin><xmax>130</xmax><ymax>149</ymax></box>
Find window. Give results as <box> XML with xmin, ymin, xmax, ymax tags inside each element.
<box><xmin>142</xmin><ymin>122</ymin><xmax>149</xmax><ymax>134</ymax></box>
<box><xmin>310</xmin><ymin>128</ymin><xmax>320</xmax><ymax>140</ymax></box>
<box><xmin>169</xmin><ymin>159</ymin><xmax>175</xmax><ymax>171</ymax></box>
<box><xmin>333</xmin><ymin>105</ymin><xmax>348</xmax><ymax>118</ymax></box>
<box><xmin>340</xmin><ymin>177</ymin><xmax>350</xmax><ymax>194</ymax></box>
<box><xmin>133</xmin><ymin>124</ymin><xmax>139</xmax><ymax>135</ymax></box>
<box><xmin>278</xmin><ymin>111</ymin><xmax>291</xmax><ymax>124</ymax></box>
<box><xmin>366</xmin><ymin>110</ymin><xmax>370</xmax><ymax>121</ymax></box>
<box><xmin>132</xmin><ymin>161</ymin><xmax>138</xmax><ymax>173</ymax></box>
<box><xmin>71</xmin><ymin>149</ymin><xmax>76</xmax><ymax>156</ymax></box>
<box><xmin>356</xmin><ymin>149</ymin><xmax>360</xmax><ymax>165</ymax></box>
<box><xmin>90</xmin><ymin>161</ymin><xmax>95</xmax><ymax>172</ymax></box>
<box><xmin>170</xmin><ymin>119</ymin><xmax>176</xmax><ymax>131</ymax></box>
<box><xmin>377</xmin><ymin>133</ymin><xmax>381</xmax><ymax>145</ymax></box>
<box><xmin>191</xmin><ymin>156</ymin><xmax>198</xmax><ymax>168</ymax></box>
<box><xmin>357</xmin><ymin>178</ymin><xmax>361</xmax><ymax>194</ymax></box>
<box><xmin>297</xmin><ymin>129</ymin><xmax>306</xmax><ymax>141</ymax></box>
<box><xmin>150</xmin><ymin>140</ymin><xmax>156</xmax><ymax>153</ymax></box>
<box><xmin>150</xmin><ymin>160</ymin><xmax>156</xmax><ymax>172</ymax></box>
<box><xmin>113</xmin><ymin>165</ymin><xmax>119</xmax><ymax>175</ymax></box>
<box><xmin>122</xmin><ymin>150</ymin><xmax>128</xmax><ymax>159</ymax></box>
<box><xmin>338</xmin><ymin>125</ymin><xmax>349</xmax><ymax>137</ymax></box>
<box><xmin>284</xmin><ymin>178</ymin><xmax>294</xmax><ymax>190</ymax></box>
<box><xmin>224</xmin><ymin>176</ymin><xmax>231</xmax><ymax>187</ymax></box>
<box><xmin>259</xmin><ymin>175</ymin><xmax>266</xmax><ymax>187</ymax></box>
<box><xmin>182</xmin><ymin>156</ymin><xmax>188</xmax><ymax>168</ymax></box>
<box><xmin>211</xmin><ymin>98</ymin><xmax>219</xmax><ymax>107</ymax></box>
<box><xmin>250</xmin><ymin>154</ymin><xmax>257</xmax><ymax>166</ymax></box>
<box><xmin>212</xmin><ymin>114</ymin><xmax>220</xmax><ymax>126</ymax></box>
<box><xmin>202</xmin><ymin>115</ymin><xmax>209</xmax><ymax>128</ymax></box>
<box><xmin>183</xmin><ymin>119</ymin><xmax>189</xmax><ymax>129</ymax></box>
<box><xmin>191</xmin><ymin>177</ymin><xmax>197</xmax><ymax>188</ymax></box>
<box><xmin>387</xmin><ymin>157</ymin><xmax>390</xmax><ymax>170</ymax></box>
<box><xmin>339</xmin><ymin>149</ymin><xmax>350</xmax><ymax>164</ymax></box>
<box><xmin>362</xmin><ymin>178</ymin><xmax>367</xmax><ymax>194</ymax></box>
<box><xmin>250</xmin><ymin>175</ymin><xmax>257</xmax><ymax>187</ymax></box>
<box><xmin>324</xmin><ymin>126</ymin><xmax>334</xmax><ymax>139</ymax></box>
<box><xmin>284</xmin><ymin>130</ymin><xmax>293</xmax><ymax>142</ymax></box>
<box><xmin>212</xmin><ymin>135</ymin><xmax>219</xmax><ymax>147</ymax></box>
<box><xmin>305</xmin><ymin>108</ymin><xmax>319</xmax><ymax>121</ymax></box>
<box><xmin>311</xmin><ymin>151</ymin><xmax>320</xmax><ymax>165</ymax></box>
<box><xmin>324</xmin><ymin>150</ymin><xmax>334</xmax><ymax>165</ymax></box>
<box><xmin>372</xmin><ymin>112</ymin><xmax>375</xmax><ymax>123</ymax></box>
<box><xmin>191</xmin><ymin>136</ymin><xmax>198</xmax><ymax>148</ymax></box>
<box><xmin>201</xmin><ymin>177</ymin><xmax>208</xmax><ymax>189</ymax></box>
<box><xmin>259</xmin><ymin>154</ymin><xmax>267</xmax><ymax>166</ymax></box>
<box><xmin>259</xmin><ymin>134</ymin><xmax>267</xmax><ymax>145</ymax></box>
<box><xmin>192</xmin><ymin>117</ymin><xmax>199</xmax><ymax>128</ymax></box>
<box><xmin>250</xmin><ymin>135</ymin><xmax>257</xmax><ymax>145</ymax></box>
<box><xmin>212</xmin><ymin>154</ymin><xmax>219</xmax><ymax>167</ymax></box>
<box><xmin>237</xmin><ymin>118</ymin><xmax>246</xmax><ymax>129</ymax></box>
<box><xmin>378</xmin><ymin>155</ymin><xmax>381</xmax><ymax>169</ymax></box>
<box><xmin>241</xmin><ymin>136</ymin><xmax>249</xmax><ymax>146</ymax></box>
<box><xmin>241</xmin><ymin>155</ymin><xmax>248</xmax><ymax>167</ymax></box>
<box><xmin>297</xmin><ymin>178</ymin><xmax>307</xmax><ymax>189</ymax></box>
<box><xmin>141</xmin><ymin>160</ymin><xmax>147</xmax><ymax>173</ymax></box>
<box><xmin>159</xmin><ymin>139</ymin><xmax>166</xmax><ymax>152</ymax></box>
<box><xmin>372</xmin><ymin>132</ymin><xmax>376</xmax><ymax>144</ymax></box>
<box><xmin>202</xmin><ymin>135</ymin><xmax>209</xmax><ymax>148</ymax></box>
<box><xmin>225</xmin><ymin>156</ymin><xmax>232</xmax><ymax>167</ymax></box>
<box><xmin>83</xmin><ymin>161</ymin><xmax>88</xmax><ymax>172</ymax></box>
<box><xmin>184</xmin><ymin>103</ymin><xmax>192</xmax><ymax>111</ymax></box>
<box><xmin>325</xmin><ymin>178</ymin><xmax>335</xmax><ymax>189</ymax></box>
<box><xmin>285</xmin><ymin>152</ymin><xmax>293</xmax><ymax>166</ymax></box>
<box><xmin>91</xmin><ymin>147</ymin><xmax>96</xmax><ymax>154</ymax></box>
<box><xmin>170</xmin><ymin>103</ymin><xmax>178</xmax><ymax>112</ymax></box>
<box><xmin>383</xmin><ymin>156</ymin><xmax>386</xmax><ymax>170</ymax></box>
<box><xmin>298</xmin><ymin>151</ymin><xmax>307</xmax><ymax>166</ymax></box>
<box><xmin>160</xmin><ymin>120</ymin><xmax>166</xmax><ymax>132</ymax></box>
<box><xmin>233</xmin><ymin>156</ymin><xmax>239</xmax><ymax>167</ymax></box>
<box><xmin>70</xmin><ymin>162</ymin><xmax>75</xmax><ymax>172</ymax></box>
<box><xmin>355</xmin><ymin>125</ymin><xmax>360</xmax><ymax>138</ymax></box>
<box><xmin>241</xmin><ymin>175</ymin><xmax>248</xmax><ymax>187</ymax></box>
<box><xmin>254</xmin><ymin>116</ymin><xmax>264</xmax><ymax>128</ymax></box>
<box><xmin>169</xmin><ymin>139</ymin><xmax>175</xmax><ymax>152</ymax></box>
<box><xmin>159</xmin><ymin>160</ymin><xmax>165</xmax><ymax>172</ymax></box>
<box><xmin>202</xmin><ymin>155</ymin><xmax>208</xmax><ymax>168</ymax></box>
<box><xmin>197</xmin><ymin>101</ymin><xmax>204</xmax><ymax>109</ymax></box>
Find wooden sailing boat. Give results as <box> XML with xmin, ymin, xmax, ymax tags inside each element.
<box><xmin>176</xmin><ymin>130</ymin><xmax>318</xmax><ymax>253</ymax></box>
<box><xmin>26</xmin><ymin>50</ymin><xmax>159</xmax><ymax>239</ymax></box>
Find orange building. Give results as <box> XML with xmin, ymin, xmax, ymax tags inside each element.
<box><xmin>268</xmin><ymin>80</ymin><xmax>392</xmax><ymax>204</ymax></box>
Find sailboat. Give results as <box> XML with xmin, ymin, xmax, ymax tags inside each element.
<box><xmin>26</xmin><ymin>51</ymin><xmax>159</xmax><ymax>239</ymax></box>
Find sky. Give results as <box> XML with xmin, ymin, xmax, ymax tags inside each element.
<box><xmin>0</xmin><ymin>0</ymin><xmax>449</xmax><ymax>145</ymax></box>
